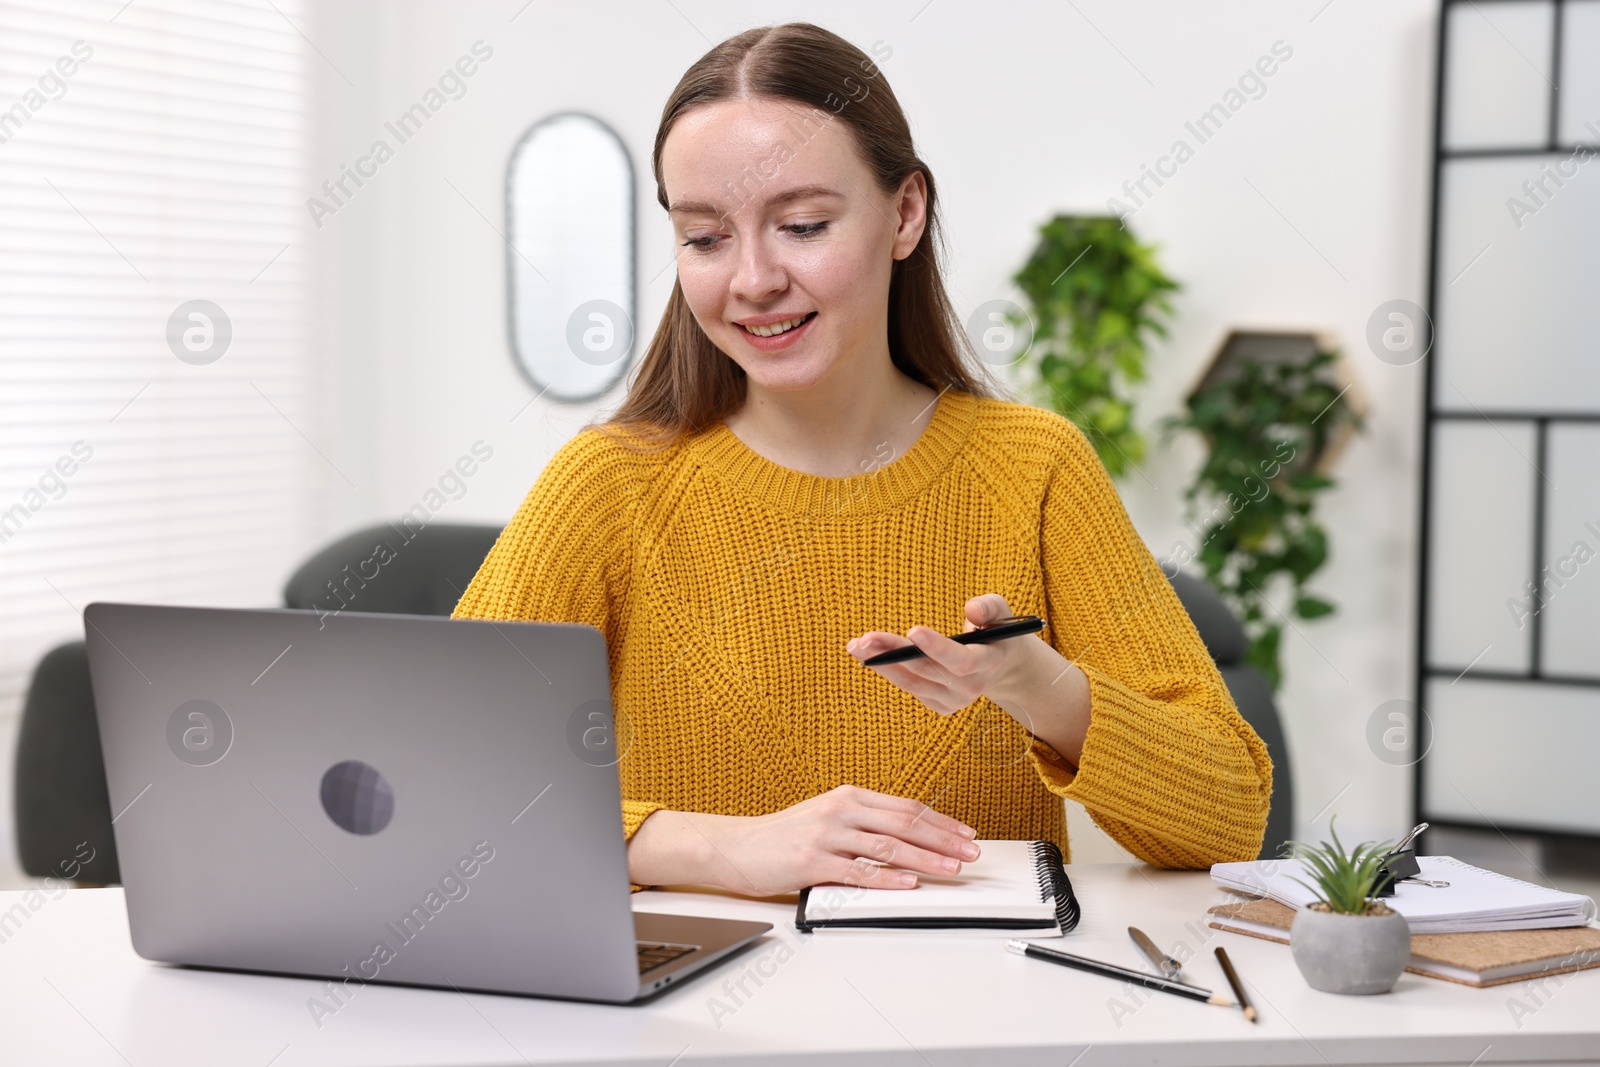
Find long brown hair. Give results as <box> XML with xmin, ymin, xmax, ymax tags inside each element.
<box><xmin>599</xmin><ymin>22</ymin><xmax>998</xmax><ymax>446</ymax></box>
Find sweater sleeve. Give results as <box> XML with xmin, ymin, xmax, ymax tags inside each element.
<box><xmin>450</xmin><ymin>429</ymin><xmax>665</xmax><ymax>890</ymax></box>
<box><xmin>1023</xmin><ymin>418</ymin><xmax>1272</xmax><ymax>868</ymax></box>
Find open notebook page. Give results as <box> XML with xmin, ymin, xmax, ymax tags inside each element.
<box><xmin>811</xmin><ymin>840</ymin><xmax>1057</xmax><ymax>921</ymax></box>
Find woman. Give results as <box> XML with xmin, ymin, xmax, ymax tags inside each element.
<box><xmin>453</xmin><ymin>22</ymin><xmax>1271</xmax><ymax>895</ymax></box>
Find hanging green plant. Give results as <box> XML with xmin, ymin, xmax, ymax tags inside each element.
<box><xmin>1162</xmin><ymin>346</ymin><xmax>1364</xmax><ymax>691</ymax></box>
<box><xmin>1010</xmin><ymin>215</ymin><xmax>1178</xmax><ymax>480</ymax></box>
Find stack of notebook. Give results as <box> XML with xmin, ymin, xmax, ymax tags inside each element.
<box><xmin>1208</xmin><ymin>856</ymin><xmax>1600</xmax><ymax>987</ymax></box>
<box><xmin>1210</xmin><ymin>855</ymin><xmax>1596</xmax><ymax>933</ymax></box>
<box><xmin>1207</xmin><ymin>897</ymin><xmax>1600</xmax><ymax>988</ymax></box>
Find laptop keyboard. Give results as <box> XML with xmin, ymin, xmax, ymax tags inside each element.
<box><xmin>637</xmin><ymin>940</ymin><xmax>699</xmax><ymax>974</ymax></box>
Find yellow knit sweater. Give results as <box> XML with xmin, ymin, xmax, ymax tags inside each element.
<box><xmin>452</xmin><ymin>390</ymin><xmax>1272</xmax><ymax>886</ymax></box>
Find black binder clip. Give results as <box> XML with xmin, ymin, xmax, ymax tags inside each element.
<box><xmin>1373</xmin><ymin>822</ymin><xmax>1449</xmax><ymax>896</ymax></box>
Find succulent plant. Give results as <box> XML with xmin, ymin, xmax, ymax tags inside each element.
<box><xmin>1282</xmin><ymin>817</ymin><xmax>1398</xmax><ymax>915</ymax></box>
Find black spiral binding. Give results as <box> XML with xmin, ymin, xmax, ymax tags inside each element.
<box><xmin>1029</xmin><ymin>840</ymin><xmax>1081</xmax><ymax>934</ymax></box>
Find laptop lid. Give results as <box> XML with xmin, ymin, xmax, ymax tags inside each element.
<box><xmin>84</xmin><ymin>603</ymin><xmax>648</xmax><ymax>1003</ymax></box>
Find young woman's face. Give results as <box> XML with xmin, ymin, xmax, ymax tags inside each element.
<box><xmin>660</xmin><ymin>95</ymin><xmax>926</xmax><ymax>397</ymax></box>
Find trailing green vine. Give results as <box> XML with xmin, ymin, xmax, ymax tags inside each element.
<box><xmin>1163</xmin><ymin>348</ymin><xmax>1363</xmax><ymax>690</ymax></box>
<box><xmin>1010</xmin><ymin>215</ymin><xmax>1178</xmax><ymax>479</ymax></box>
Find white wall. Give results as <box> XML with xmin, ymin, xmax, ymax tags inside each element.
<box><xmin>308</xmin><ymin>0</ymin><xmax>1440</xmax><ymax>852</ymax></box>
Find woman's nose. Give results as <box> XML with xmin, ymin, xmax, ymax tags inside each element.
<box><xmin>729</xmin><ymin>235</ymin><xmax>786</xmax><ymax>302</ymax></box>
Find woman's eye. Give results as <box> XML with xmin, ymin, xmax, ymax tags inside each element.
<box><xmin>680</xmin><ymin>221</ymin><xmax>828</xmax><ymax>252</ymax></box>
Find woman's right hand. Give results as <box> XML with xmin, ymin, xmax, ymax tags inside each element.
<box><xmin>629</xmin><ymin>784</ymin><xmax>981</xmax><ymax>896</ymax></box>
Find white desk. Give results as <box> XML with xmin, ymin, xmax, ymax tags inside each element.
<box><xmin>2</xmin><ymin>864</ymin><xmax>1596</xmax><ymax>1066</ymax></box>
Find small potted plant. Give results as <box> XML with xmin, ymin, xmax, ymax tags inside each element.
<box><xmin>1283</xmin><ymin>820</ymin><xmax>1411</xmax><ymax>994</ymax></box>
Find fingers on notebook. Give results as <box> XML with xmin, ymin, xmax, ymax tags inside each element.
<box><xmin>846</xmin><ymin>831</ymin><xmax>971</xmax><ymax>880</ymax></box>
<box><xmin>849</xmin><ymin>787</ymin><xmax>976</xmax><ymax>842</ymax></box>
<box><xmin>837</xmin><ymin>855</ymin><xmax>921</xmax><ymax>888</ymax></box>
<box><xmin>859</xmin><ymin>804</ymin><xmax>980</xmax><ymax>865</ymax></box>
<box><xmin>800</xmin><ymin>787</ymin><xmax>980</xmax><ymax>890</ymax></box>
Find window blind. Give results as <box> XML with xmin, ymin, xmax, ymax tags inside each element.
<box><xmin>0</xmin><ymin>0</ymin><xmax>324</xmax><ymax>816</ymax></box>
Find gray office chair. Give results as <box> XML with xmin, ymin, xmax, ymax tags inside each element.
<box><xmin>13</xmin><ymin>642</ymin><xmax>121</xmax><ymax>884</ymax></box>
<box><xmin>1167</xmin><ymin>570</ymin><xmax>1296</xmax><ymax>859</ymax></box>
<box><xmin>281</xmin><ymin>522</ymin><xmax>500</xmax><ymax>616</ymax></box>
<box><xmin>11</xmin><ymin>522</ymin><xmax>500</xmax><ymax>884</ymax></box>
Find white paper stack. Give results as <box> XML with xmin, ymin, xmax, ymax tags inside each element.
<box><xmin>1210</xmin><ymin>855</ymin><xmax>1598</xmax><ymax>934</ymax></box>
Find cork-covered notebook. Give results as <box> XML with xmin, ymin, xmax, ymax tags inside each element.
<box><xmin>1208</xmin><ymin>897</ymin><xmax>1600</xmax><ymax>988</ymax></box>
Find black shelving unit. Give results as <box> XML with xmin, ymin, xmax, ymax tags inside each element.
<box><xmin>1416</xmin><ymin>0</ymin><xmax>1600</xmax><ymax>846</ymax></box>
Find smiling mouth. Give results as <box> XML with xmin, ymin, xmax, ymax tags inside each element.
<box><xmin>739</xmin><ymin>312</ymin><xmax>817</xmax><ymax>338</ymax></box>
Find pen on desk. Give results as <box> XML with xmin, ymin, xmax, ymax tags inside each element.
<box><xmin>860</xmin><ymin>615</ymin><xmax>1046</xmax><ymax>666</ymax></box>
<box><xmin>1128</xmin><ymin>926</ymin><xmax>1183</xmax><ymax>981</ymax></box>
<box><xmin>1006</xmin><ymin>940</ymin><xmax>1235</xmax><ymax>1007</ymax></box>
<box><xmin>1213</xmin><ymin>946</ymin><xmax>1257</xmax><ymax>1023</ymax></box>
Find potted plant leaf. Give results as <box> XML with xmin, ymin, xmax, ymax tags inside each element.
<box><xmin>1009</xmin><ymin>215</ymin><xmax>1179</xmax><ymax>480</ymax></box>
<box><xmin>1283</xmin><ymin>820</ymin><xmax>1411</xmax><ymax>994</ymax></box>
<box><xmin>1162</xmin><ymin>337</ymin><xmax>1366</xmax><ymax>691</ymax></box>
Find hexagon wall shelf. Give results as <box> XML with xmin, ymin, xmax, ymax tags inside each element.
<box><xmin>1188</xmin><ymin>329</ymin><xmax>1369</xmax><ymax>476</ymax></box>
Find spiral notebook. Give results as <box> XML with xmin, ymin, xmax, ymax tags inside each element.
<box><xmin>1211</xmin><ymin>855</ymin><xmax>1598</xmax><ymax>934</ymax></box>
<box><xmin>794</xmin><ymin>840</ymin><xmax>1080</xmax><ymax>936</ymax></box>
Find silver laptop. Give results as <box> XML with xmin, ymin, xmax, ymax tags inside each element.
<box><xmin>83</xmin><ymin>603</ymin><xmax>771</xmax><ymax>1004</ymax></box>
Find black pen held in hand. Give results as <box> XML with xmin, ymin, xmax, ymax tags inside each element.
<box><xmin>859</xmin><ymin>615</ymin><xmax>1046</xmax><ymax>666</ymax></box>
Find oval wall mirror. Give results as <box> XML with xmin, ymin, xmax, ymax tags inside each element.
<box><xmin>506</xmin><ymin>112</ymin><xmax>636</xmax><ymax>402</ymax></box>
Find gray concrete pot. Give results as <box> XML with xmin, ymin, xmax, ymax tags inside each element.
<box><xmin>1289</xmin><ymin>903</ymin><xmax>1411</xmax><ymax>994</ymax></box>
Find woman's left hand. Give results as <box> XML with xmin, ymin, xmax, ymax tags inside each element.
<box><xmin>846</xmin><ymin>593</ymin><xmax>1040</xmax><ymax>716</ymax></box>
